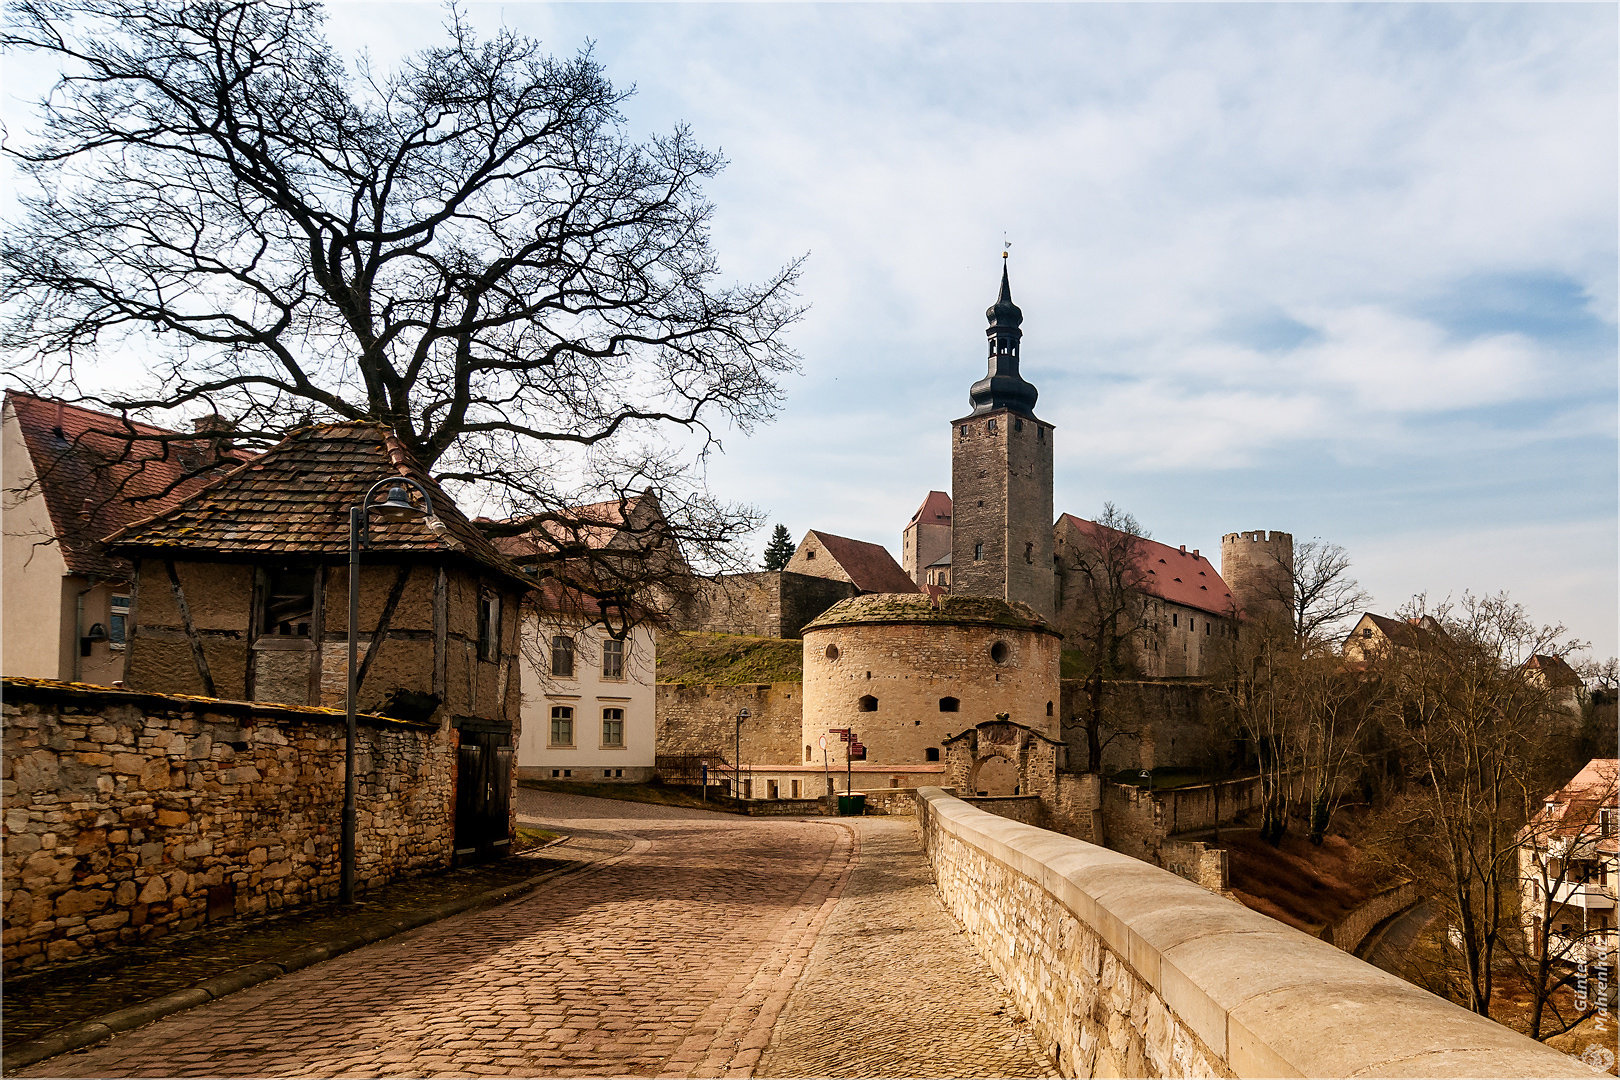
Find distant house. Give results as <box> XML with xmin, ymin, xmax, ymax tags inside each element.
<box><xmin>785</xmin><ymin>530</ymin><xmax>919</xmax><ymax>595</ymax></box>
<box><xmin>2</xmin><ymin>392</ymin><xmax>240</xmax><ymax>684</ymax></box>
<box><xmin>1341</xmin><ymin>612</ymin><xmax>1447</xmax><ymax>664</ymax></box>
<box><xmin>1523</xmin><ymin>653</ymin><xmax>1586</xmax><ymax>713</ymax></box>
<box><xmin>517</xmin><ymin>580</ymin><xmax>657</xmax><ymax>784</ymax></box>
<box><xmin>902</xmin><ymin>491</ymin><xmax>953</xmax><ymax>588</ymax></box>
<box><xmin>1518</xmin><ymin>759</ymin><xmax>1618</xmax><ymax>969</ymax></box>
<box><xmin>1053</xmin><ymin>514</ymin><xmax>1238</xmax><ymax>678</ymax></box>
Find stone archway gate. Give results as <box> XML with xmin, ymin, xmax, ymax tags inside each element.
<box><xmin>943</xmin><ymin>718</ymin><xmax>1100</xmax><ymax>842</ymax></box>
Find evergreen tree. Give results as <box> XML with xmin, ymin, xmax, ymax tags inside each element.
<box><xmin>762</xmin><ymin>525</ymin><xmax>796</xmax><ymax>570</ymax></box>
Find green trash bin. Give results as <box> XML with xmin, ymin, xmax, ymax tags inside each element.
<box><xmin>837</xmin><ymin>793</ymin><xmax>867</xmax><ymax>816</ymax></box>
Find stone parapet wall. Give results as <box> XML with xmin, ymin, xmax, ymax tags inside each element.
<box><xmin>961</xmin><ymin>794</ymin><xmax>1042</xmax><ymax>825</ymax></box>
<box><xmin>1324</xmin><ymin>879</ymin><xmax>1416</xmax><ymax>953</ymax></box>
<box><xmin>2</xmin><ymin>680</ymin><xmax>453</xmax><ymax>971</ymax></box>
<box><xmin>915</xmin><ymin>787</ymin><xmax>1590</xmax><ymax>1079</ymax></box>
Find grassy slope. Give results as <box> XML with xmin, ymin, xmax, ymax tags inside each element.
<box><xmin>1218</xmin><ymin>828</ymin><xmax>1380</xmax><ymax>933</ymax></box>
<box><xmin>655</xmin><ymin>630</ymin><xmax>803</xmax><ymax>685</ymax></box>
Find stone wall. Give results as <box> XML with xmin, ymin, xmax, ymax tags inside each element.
<box><xmin>2</xmin><ymin>680</ymin><xmax>455</xmax><ymax>971</ymax></box>
<box><xmin>1323</xmin><ymin>879</ymin><xmax>1416</xmax><ymax>954</ymax></box>
<box><xmin>915</xmin><ymin>787</ymin><xmax>1591</xmax><ymax>1079</ymax></box>
<box><xmin>961</xmin><ymin>794</ymin><xmax>1042</xmax><ymax>825</ymax></box>
<box><xmin>653</xmin><ymin>682</ymin><xmax>803</xmax><ymax>767</ymax></box>
<box><xmin>684</xmin><ymin>572</ymin><xmax>856</xmax><ymax>640</ymax></box>
<box><xmin>1100</xmin><ymin>776</ymin><xmax>1264</xmax><ymax>865</ymax></box>
<box><xmin>1058</xmin><ymin>678</ymin><xmax>1218</xmax><ymax>774</ymax></box>
<box><xmin>1161</xmin><ymin>839</ymin><xmax>1230</xmax><ymax>892</ymax></box>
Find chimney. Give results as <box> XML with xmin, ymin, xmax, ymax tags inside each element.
<box><xmin>192</xmin><ymin>414</ymin><xmax>233</xmax><ymax>467</ymax></box>
<box><xmin>1179</xmin><ymin>545</ymin><xmax>1186</xmax><ymax>553</ymax></box>
<box><xmin>1192</xmin><ymin>549</ymin><xmax>1199</xmax><ymax>559</ymax></box>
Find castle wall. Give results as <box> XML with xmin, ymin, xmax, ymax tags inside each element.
<box><xmin>683</xmin><ymin>572</ymin><xmax>856</xmax><ymax>639</ymax></box>
<box><xmin>950</xmin><ymin>409</ymin><xmax>1054</xmax><ymax>620</ymax></box>
<box><xmin>1058</xmin><ymin>678</ymin><xmax>1219</xmax><ymax>774</ymax></box>
<box><xmin>653</xmin><ymin>682</ymin><xmax>803</xmax><ymax>767</ymax></box>
<box><xmin>802</xmin><ymin>617</ymin><xmax>1059</xmax><ymax>769</ymax></box>
<box><xmin>903</xmin><ymin>520</ymin><xmax>952</xmax><ymax>587</ymax></box>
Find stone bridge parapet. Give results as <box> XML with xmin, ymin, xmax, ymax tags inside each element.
<box><xmin>915</xmin><ymin>786</ymin><xmax>1590</xmax><ymax>1078</ymax></box>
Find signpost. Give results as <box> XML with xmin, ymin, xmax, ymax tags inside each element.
<box><xmin>846</xmin><ymin>730</ymin><xmax>857</xmax><ymax>793</ymax></box>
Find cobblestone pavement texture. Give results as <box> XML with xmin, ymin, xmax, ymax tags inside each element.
<box><xmin>16</xmin><ymin>794</ymin><xmax>1052</xmax><ymax>1079</ymax></box>
<box><xmin>758</xmin><ymin>818</ymin><xmax>1057</xmax><ymax>1079</ymax></box>
<box><xmin>16</xmin><ymin>791</ymin><xmax>853</xmax><ymax>1078</ymax></box>
<box><xmin>3</xmin><ymin>833</ymin><xmax>621</xmax><ymax>1048</ymax></box>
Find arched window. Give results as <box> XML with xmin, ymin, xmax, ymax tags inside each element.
<box><xmin>1046</xmin><ymin>701</ymin><xmax>1054</xmax><ymax>716</ymax></box>
<box><xmin>938</xmin><ymin>697</ymin><xmax>960</xmax><ymax>713</ymax></box>
<box><xmin>858</xmin><ymin>695</ymin><xmax>878</xmax><ymax>712</ymax></box>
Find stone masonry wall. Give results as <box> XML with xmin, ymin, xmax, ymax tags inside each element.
<box><xmin>1058</xmin><ymin>678</ymin><xmax>1217</xmax><ymax>775</ymax></box>
<box><xmin>1324</xmin><ymin>880</ymin><xmax>1416</xmax><ymax>954</ymax></box>
<box><xmin>2</xmin><ymin>681</ymin><xmax>452</xmax><ymax>971</ymax></box>
<box><xmin>685</xmin><ymin>572</ymin><xmax>856</xmax><ymax>639</ymax></box>
<box><xmin>916</xmin><ymin>787</ymin><xmax>1592</xmax><ymax>1079</ymax></box>
<box><xmin>653</xmin><ymin>682</ymin><xmax>802</xmax><ymax>767</ymax></box>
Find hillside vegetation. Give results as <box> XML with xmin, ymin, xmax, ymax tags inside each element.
<box><xmin>656</xmin><ymin>631</ymin><xmax>803</xmax><ymax>685</ymax></box>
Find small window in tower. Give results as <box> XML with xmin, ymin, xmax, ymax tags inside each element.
<box><xmin>987</xmin><ymin>418</ymin><xmax>997</xmax><ymax>434</ymax></box>
<box><xmin>1172</xmin><ymin>614</ymin><xmax>1178</xmax><ymax>627</ymax></box>
<box><xmin>974</xmin><ymin>543</ymin><xmax>984</xmax><ymax>561</ymax></box>
<box><xmin>1024</xmin><ymin>541</ymin><xmax>1034</xmax><ymax>564</ymax></box>
<box><xmin>939</xmin><ymin>697</ymin><xmax>960</xmax><ymax>713</ymax></box>
<box><xmin>1038</xmin><ymin>426</ymin><xmax>1045</xmax><ymax>443</ymax></box>
<box><xmin>858</xmin><ymin>695</ymin><xmax>878</xmax><ymax>712</ymax></box>
<box><xmin>806</xmin><ymin>549</ymin><xmax>815</xmax><ymax>559</ymax></box>
<box><xmin>926</xmin><ymin>747</ymin><xmax>940</xmax><ymax>762</ymax></box>
<box><xmin>1046</xmin><ymin>701</ymin><xmax>1054</xmax><ymax>716</ymax></box>
<box><xmin>1014</xmin><ymin>417</ymin><xmax>1023</xmax><ymax>432</ymax></box>
<box><xmin>960</xmin><ymin>425</ymin><xmax>970</xmax><ymax>439</ymax></box>
<box><xmin>990</xmin><ymin>641</ymin><xmax>1009</xmax><ymax>664</ymax></box>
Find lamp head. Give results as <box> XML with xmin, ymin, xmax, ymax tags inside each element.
<box><xmin>371</xmin><ymin>483</ymin><xmax>425</xmax><ymax>523</ymax></box>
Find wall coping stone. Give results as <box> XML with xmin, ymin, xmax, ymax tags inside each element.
<box><xmin>2</xmin><ymin>677</ymin><xmax>436</xmax><ymax>731</ymax></box>
<box><xmin>915</xmin><ymin>786</ymin><xmax>1592</xmax><ymax>1079</ymax></box>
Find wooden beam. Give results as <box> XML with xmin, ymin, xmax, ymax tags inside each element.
<box><xmin>164</xmin><ymin>560</ymin><xmax>215</xmax><ymax>698</ymax></box>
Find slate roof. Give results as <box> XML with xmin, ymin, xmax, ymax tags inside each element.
<box><xmin>103</xmin><ymin>421</ymin><xmax>529</xmax><ymax>586</ymax></box>
<box><xmin>1058</xmin><ymin>514</ymin><xmax>1235</xmax><ymax>618</ymax></box>
<box><xmin>5</xmin><ymin>392</ymin><xmax>242</xmax><ymax>579</ymax></box>
<box><xmin>907</xmin><ymin>490</ymin><xmax>953</xmax><ymax>528</ymax></box>
<box><xmin>803</xmin><ymin>530</ymin><xmax>919</xmax><ymax>594</ymax></box>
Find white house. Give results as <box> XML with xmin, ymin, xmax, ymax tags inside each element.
<box><xmin>517</xmin><ymin>582</ymin><xmax>657</xmax><ymax>783</ymax></box>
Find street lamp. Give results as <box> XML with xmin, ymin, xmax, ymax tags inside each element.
<box><xmin>342</xmin><ymin>476</ymin><xmax>443</xmax><ymax>904</ymax></box>
<box><xmin>735</xmin><ymin>707</ymin><xmax>750</xmax><ymax>800</ymax></box>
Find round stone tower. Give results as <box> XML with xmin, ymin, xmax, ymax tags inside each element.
<box><xmin>1219</xmin><ymin>530</ymin><xmax>1294</xmax><ymax>629</ymax></box>
<box><xmin>800</xmin><ymin>593</ymin><xmax>1061</xmax><ymax>770</ymax></box>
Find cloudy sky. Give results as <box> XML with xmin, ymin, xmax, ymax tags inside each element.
<box><xmin>10</xmin><ymin>3</ymin><xmax>1618</xmax><ymax>658</ymax></box>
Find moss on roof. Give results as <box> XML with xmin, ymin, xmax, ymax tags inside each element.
<box><xmin>801</xmin><ymin>592</ymin><xmax>1055</xmax><ymax>634</ymax></box>
<box><xmin>656</xmin><ymin>631</ymin><xmax>804</xmax><ymax>686</ymax></box>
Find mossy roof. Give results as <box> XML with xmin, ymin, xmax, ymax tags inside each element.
<box><xmin>801</xmin><ymin>592</ymin><xmax>1056</xmax><ymax>634</ymax></box>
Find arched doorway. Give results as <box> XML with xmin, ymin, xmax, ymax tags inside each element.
<box><xmin>971</xmin><ymin>755</ymin><xmax>1020</xmax><ymax>796</ymax></box>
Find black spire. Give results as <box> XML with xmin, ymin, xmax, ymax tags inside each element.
<box><xmin>969</xmin><ymin>259</ymin><xmax>1038</xmax><ymax>417</ymax></box>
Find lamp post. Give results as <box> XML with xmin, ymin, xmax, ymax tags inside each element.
<box><xmin>342</xmin><ymin>476</ymin><xmax>441</xmax><ymax>904</ymax></box>
<box><xmin>735</xmin><ymin>708</ymin><xmax>750</xmax><ymax>800</ymax></box>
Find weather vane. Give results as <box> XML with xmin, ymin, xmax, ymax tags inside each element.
<box><xmin>1003</xmin><ymin>235</ymin><xmax>1011</xmax><ymax>260</ymax></box>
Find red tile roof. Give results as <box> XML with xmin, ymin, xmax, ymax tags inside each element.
<box><xmin>1058</xmin><ymin>514</ymin><xmax>1235</xmax><ymax>618</ymax></box>
<box><xmin>1349</xmin><ymin>612</ymin><xmax>1447</xmax><ymax>650</ymax></box>
<box><xmin>804</xmin><ymin>531</ymin><xmax>920</xmax><ymax>594</ymax></box>
<box><xmin>5</xmin><ymin>392</ymin><xmax>243</xmax><ymax>579</ymax></box>
<box><xmin>1521</xmin><ymin>759</ymin><xmax>1618</xmax><ymax>852</ymax></box>
<box><xmin>1524</xmin><ymin>653</ymin><xmax>1584</xmax><ymax>688</ymax></box>
<box><xmin>907</xmin><ymin>490</ymin><xmax>953</xmax><ymax>527</ymax></box>
<box><xmin>492</xmin><ymin>493</ymin><xmax>668</xmax><ymax>561</ymax></box>
<box><xmin>103</xmin><ymin>421</ymin><xmax>528</xmax><ymax>586</ymax></box>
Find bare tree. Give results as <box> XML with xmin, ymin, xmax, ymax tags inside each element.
<box><xmin>1261</xmin><ymin>537</ymin><xmax>1373</xmax><ymax>649</ymax></box>
<box><xmin>1</xmin><ymin>0</ymin><xmax>803</xmax><ymax>618</ymax></box>
<box><xmin>1056</xmin><ymin>503</ymin><xmax>1159</xmax><ymax>773</ymax></box>
<box><xmin>1370</xmin><ymin>593</ymin><xmax>1587</xmax><ymax>1017</ymax></box>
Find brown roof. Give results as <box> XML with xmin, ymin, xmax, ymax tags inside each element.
<box><xmin>103</xmin><ymin>422</ymin><xmax>529</xmax><ymax>586</ymax></box>
<box><xmin>1350</xmin><ymin>612</ymin><xmax>1446</xmax><ymax>651</ymax></box>
<box><xmin>1524</xmin><ymin>653</ymin><xmax>1584</xmax><ymax>688</ymax></box>
<box><xmin>907</xmin><ymin>490</ymin><xmax>953</xmax><ymax>528</ymax></box>
<box><xmin>5</xmin><ymin>392</ymin><xmax>243</xmax><ymax>579</ymax></box>
<box><xmin>1521</xmin><ymin>759</ymin><xmax>1619</xmax><ymax>852</ymax></box>
<box><xmin>1057</xmin><ymin>515</ymin><xmax>1235</xmax><ymax>618</ymax></box>
<box><xmin>804</xmin><ymin>530</ymin><xmax>919</xmax><ymax>594</ymax></box>
<box><xmin>493</xmin><ymin>493</ymin><xmax>669</xmax><ymax>561</ymax></box>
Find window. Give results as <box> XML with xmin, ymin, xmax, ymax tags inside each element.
<box><xmin>1361</xmin><ymin>627</ymin><xmax>1373</xmax><ymax>638</ymax></box>
<box><xmin>806</xmin><ymin>549</ymin><xmax>816</xmax><ymax>560</ymax></box>
<box><xmin>109</xmin><ymin>594</ymin><xmax>130</xmax><ymax>650</ymax></box>
<box><xmin>791</xmin><ymin>780</ymin><xmax>801</xmax><ymax>798</ymax></box>
<box><xmin>858</xmin><ymin>695</ymin><xmax>878</xmax><ymax>712</ymax></box>
<box><xmin>768</xmin><ymin>780</ymin><xmax>779</xmax><ymax>800</ymax></box>
<box><xmin>601</xmin><ymin>708</ymin><xmax>624</xmax><ymax>747</ymax></box>
<box><xmin>549</xmin><ymin>706</ymin><xmax>574</xmax><ymax>746</ymax></box>
<box><xmin>939</xmin><ymin>697</ymin><xmax>960</xmax><ymax>712</ymax></box>
<box><xmin>551</xmin><ymin>635</ymin><xmax>575</xmax><ymax>677</ymax></box>
<box><xmin>926</xmin><ymin>747</ymin><xmax>940</xmax><ymax>762</ymax></box>
<box><xmin>1189</xmin><ymin>619</ymin><xmax>1195</xmax><ymax>633</ymax></box>
<box><xmin>263</xmin><ymin>566</ymin><xmax>315</xmax><ymax>636</ymax></box>
<box><xmin>960</xmin><ymin>425</ymin><xmax>969</xmax><ymax>439</ymax></box>
<box><xmin>1046</xmin><ymin>701</ymin><xmax>1054</xmax><ymax>716</ymax></box>
<box><xmin>974</xmin><ymin>543</ymin><xmax>984</xmax><ymax>561</ymax></box>
<box><xmin>824</xmin><ymin>643</ymin><xmax>839</xmax><ymax>661</ymax></box>
<box><xmin>990</xmin><ymin>641</ymin><xmax>1009</xmax><ymax>664</ymax></box>
<box><xmin>1024</xmin><ymin>541</ymin><xmax>1034</xmax><ymax>564</ymax></box>
<box><xmin>987</xmin><ymin>418</ymin><xmax>998</xmax><ymax>434</ymax></box>
<box><xmin>477</xmin><ymin>592</ymin><xmax>501</xmax><ymax>661</ymax></box>
<box><xmin>1037</xmin><ymin>426</ymin><xmax>1045</xmax><ymax>443</ymax></box>
<box><xmin>1602</xmin><ymin>808</ymin><xmax>1617</xmax><ymax>837</ymax></box>
<box><xmin>806</xmin><ymin>744</ymin><xmax>813</xmax><ymax>761</ymax></box>
<box><xmin>602</xmin><ymin>638</ymin><xmax>625</xmax><ymax>679</ymax></box>
<box><xmin>1206</xmin><ymin>623</ymin><xmax>1211</xmax><ymax>636</ymax></box>
<box><xmin>1014</xmin><ymin>417</ymin><xmax>1023</xmax><ymax>432</ymax></box>
<box><xmin>1172</xmin><ymin>614</ymin><xmax>1178</xmax><ymax>627</ymax></box>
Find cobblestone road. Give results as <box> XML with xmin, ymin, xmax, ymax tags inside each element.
<box><xmin>759</xmin><ymin>818</ymin><xmax>1056</xmax><ymax>1079</ymax></box>
<box><xmin>20</xmin><ymin>795</ymin><xmax>1051</xmax><ymax>1079</ymax></box>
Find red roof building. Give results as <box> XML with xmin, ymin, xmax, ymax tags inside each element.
<box><xmin>786</xmin><ymin>530</ymin><xmax>919</xmax><ymax>595</ymax></box>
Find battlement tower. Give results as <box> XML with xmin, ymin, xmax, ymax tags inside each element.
<box><xmin>1219</xmin><ymin>530</ymin><xmax>1294</xmax><ymax>630</ymax></box>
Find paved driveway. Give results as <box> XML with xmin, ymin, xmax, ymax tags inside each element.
<box><xmin>21</xmin><ymin>792</ymin><xmax>1049</xmax><ymax>1078</ymax></box>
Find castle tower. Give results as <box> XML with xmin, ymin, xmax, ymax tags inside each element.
<box><xmin>1219</xmin><ymin>530</ymin><xmax>1295</xmax><ymax>631</ymax></box>
<box><xmin>951</xmin><ymin>260</ymin><xmax>1055</xmax><ymax>620</ymax></box>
